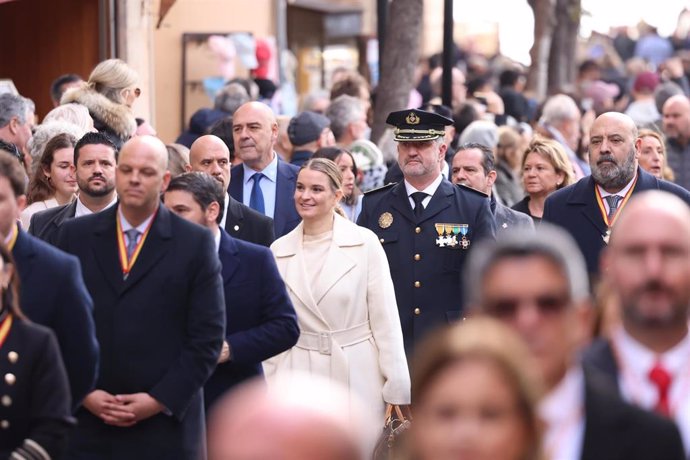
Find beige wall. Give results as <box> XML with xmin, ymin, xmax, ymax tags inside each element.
<box><xmin>153</xmin><ymin>0</ymin><xmax>275</xmax><ymax>143</ymax></box>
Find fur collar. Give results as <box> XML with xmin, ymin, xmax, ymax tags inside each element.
<box><xmin>62</xmin><ymin>86</ymin><xmax>137</xmax><ymax>139</ymax></box>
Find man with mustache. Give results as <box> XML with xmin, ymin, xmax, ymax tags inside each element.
<box><xmin>542</xmin><ymin>112</ymin><xmax>690</xmax><ymax>277</ymax></box>
<box><xmin>188</xmin><ymin>134</ymin><xmax>275</xmax><ymax>247</ymax></box>
<box><xmin>29</xmin><ymin>132</ymin><xmax>118</xmax><ymax>245</ymax></box>
<box><xmin>357</xmin><ymin>108</ymin><xmax>495</xmax><ymax>357</ymax></box>
<box><xmin>584</xmin><ymin>191</ymin><xmax>690</xmax><ymax>455</ymax></box>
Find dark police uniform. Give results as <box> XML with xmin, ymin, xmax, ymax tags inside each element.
<box><xmin>357</xmin><ymin>109</ymin><xmax>496</xmax><ymax>356</ymax></box>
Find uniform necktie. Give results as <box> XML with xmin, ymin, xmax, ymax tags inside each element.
<box><xmin>648</xmin><ymin>362</ymin><xmax>672</xmax><ymax>417</ymax></box>
<box><xmin>124</xmin><ymin>229</ymin><xmax>140</xmax><ymax>259</ymax></box>
<box><xmin>604</xmin><ymin>195</ymin><xmax>622</xmax><ymax>221</ymax></box>
<box><xmin>249</xmin><ymin>173</ymin><xmax>265</xmax><ymax>214</ymax></box>
<box><xmin>411</xmin><ymin>192</ymin><xmax>428</xmax><ymax>219</ymax></box>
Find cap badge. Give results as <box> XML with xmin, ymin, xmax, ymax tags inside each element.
<box><xmin>406</xmin><ymin>112</ymin><xmax>420</xmax><ymax>125</ymax></box>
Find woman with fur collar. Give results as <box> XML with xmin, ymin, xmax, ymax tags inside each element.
<box><xmin>61</xmin><ymin>59</ymin><xmax>139</xmax><ymax>149</ymax></box>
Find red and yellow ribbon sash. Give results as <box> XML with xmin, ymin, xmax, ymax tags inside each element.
<box><xmin>116</xmin><ymin>211</ymin><xmax>157</xmax><ymax>277</ymax></box>
<box><xmin>0</xmin><ymin>314</ymin><xmax>13</xmax><ymax>350</ymax></box>
<box><xmin>594</xmin><ymin>175</ymin><xmax>638</xmax><ymax>228</ymax></box>
<box><xmin>6</xmin><ymin>223</ymin><xmax>18</xmax><ymax>251</ymax></box>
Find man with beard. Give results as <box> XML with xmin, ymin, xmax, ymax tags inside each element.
<box><xmin>662</xmin><ymin>94</ymin><xmax>690</xmax><ymax>189</ymax></box>
<box><xmin>584</xmin><ymin>191</ymin><xmax>690</xmax><ymax>455</ymax></box>
<box><xmin>188</xmin><ymin>134</ymin><xmax>274</xmax><ymax>246</ymax></box>
<box><xmin>29</xmin><ymin>132</ymin><xmax>118</xmax><ymax>245</ymax></box>
<box><xmin>357</xmin><ymin>108</ymin><xmax>495</xmax><ymax>356</ymax></box>
<box><xmin>542</xmin><ymin>112</ymin><xmax>690</xmax><ymax>277</ymax></box>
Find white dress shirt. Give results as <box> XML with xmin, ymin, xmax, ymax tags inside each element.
<box><xmin>404</xmin><ymin>173</ymin><xmax>444</xmax><ymax>210</ymax></box>
<box><xmin>596</xmin><ymin>172</ymin><xmax>637</xmax><ymax>217</ymax></box>
<box><xmin>75</xmin><ymin>195</ymin><xmax>118</xmax><ymax>218</ymax></box>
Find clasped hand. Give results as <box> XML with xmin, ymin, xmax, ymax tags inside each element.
<box><xmin>83</xmin><ymin>390</ymin><xmax>164</xmax><ymax>427</ymax></box>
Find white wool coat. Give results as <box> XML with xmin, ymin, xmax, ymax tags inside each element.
<box><xmin>264</xmin><ymin>213</ymin><xmax>410</xmax><ymax>417</ymax></box>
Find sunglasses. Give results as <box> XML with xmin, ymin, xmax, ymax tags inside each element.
<box><xmin>484</xmin><ymin>292</ymin><xmax>571</xmax><ymax>318</ymax></box>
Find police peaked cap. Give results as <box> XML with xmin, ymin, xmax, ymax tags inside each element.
<box><xmin>386</xmin><ymin>108</ymin><xmax>453</xmax><ymax>142</ymax></box>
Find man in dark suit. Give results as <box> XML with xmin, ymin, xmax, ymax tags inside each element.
<box><xmin>0</xmin><ymin>149</ymin><xmax>98</xmax><ymax>410</ymax></box>
<box><xmin>57</xmin><ymin>136</ymin><xmax>226</xmax><ymax>459</ymax></box>
<box><xmin>543</xmin><ymin>112</ymin><xmax>690</xmax><ymax>277</ymax></box>
<box><xmin>357</xmin><ymin>108</ymin><xmax>496</xmax><ymax>356</ymax></box>
<box><xmin>230</xmin><ymin>101</ymin><xmax>301</xmax><ymax>238</ymax></box>
<box><xmin>466</xmin><ymin>224</ymin><xmax>685</xmax><ymax>460</ymax></box>
<box><xmin>188</xmin><ymin>134</ymin><xmax>274</xmax><ymax>246</ymax></box>
<box><xmin>450</xmin><ymin>142</ymin><xmax>534</xmax><ymax>236</ymax></box>
<box><xmin>583</xmin><ymin>191</ymin><xmax>690</xmax><ymax>455</ymax></box>
<box><xmin>163</xmin><ymin>172</ymin><xmax>299</xmax><ymax>409</ymax></box>
<box><xmin>29</xmin><ymin>132</ymin><xmax>118</xmax><ymax>245</ymax></box>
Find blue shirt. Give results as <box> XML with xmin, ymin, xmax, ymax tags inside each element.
<box><xmin>242</xmin><ymin>153</ymin><xmax>278</xmax><ymax>219</ymax></box>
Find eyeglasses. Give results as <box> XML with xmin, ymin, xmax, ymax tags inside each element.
<box><xmin>484</xmin><ymin>292</ymin><xmax>571</xmax><ymax>319</ymax></box>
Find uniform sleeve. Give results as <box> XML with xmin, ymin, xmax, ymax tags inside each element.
<box><xmin>16</xmin><ymin>329</ymin><xmax>75</xmax><ymax>460</ymax></box>
<box><xmin>364</xmin><ymin>231</ymin><xmax>411</xmax><ymax>405</ymax></box>
<box><xmin>356</xmin><ymin>194</ymin><xmax>371</xmax><ymax>228</ymax></box>
<box><xmin>148</xmin><ymin>230</ymin><xmax>226</xmax><ymax>420</ymax></box>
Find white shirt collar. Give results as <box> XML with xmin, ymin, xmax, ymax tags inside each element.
<box><xmin>404</xmin><ymin>173</ymin><xmax>444</xmax><ymax>198</ymax></box>
<box><xmin>213</xmin><ymin>227</ymin><xmax>221</xmax><ymax>252</ymax></box>
<box><xmin>596</xmin><ymin>171</ymin><xmax>637</xmax><ymax>198</ymax></box>
<box><xmin>118</xmin><ymin>205</ymin><xmax>156</xmax><ymax>234</ymax></box>
<box><xmin>75</xmin><ymin>194</ymin><xmax>118</xmax><ymax>218</ymax></box>
<box><xmin>615</xmin><ymin>325</ymin><xmax>690</xmax><ymax>379</ymax></box>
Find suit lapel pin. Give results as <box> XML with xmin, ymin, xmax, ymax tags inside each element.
<box><xmin>234</xmin><ymin>225</ymin><xmax>240</xmax><ymax>231</ymax></box>
<box><xmin>378</xmin><ymin>212</ymin><xmax>393</xmax><ymax>229</ymax></box>
<box><xmin>502</xmin><ymin>223</ymin><xmax>508</xmax><ymax>229</ymax></box>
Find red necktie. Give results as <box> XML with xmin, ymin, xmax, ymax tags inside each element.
<box><xmin>648</xmin><ymin>362</ymin><xmax>672</xmax><ymax>417</ymax></box>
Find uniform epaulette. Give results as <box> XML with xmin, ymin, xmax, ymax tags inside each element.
<box><xmin>456</xmin><ymin>183</ymin><xmax>490</xmax><ymax>198</ymax></box>
<box><xmin>364</xmin><ymin>182</ymin><xmax>396</xmax><ymax>195</ymax></box>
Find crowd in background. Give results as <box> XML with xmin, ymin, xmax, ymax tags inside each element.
<box><xmin>4</xmin><ymin>16</ymin><xmax>690</xmax><ymax>460</ymax></box>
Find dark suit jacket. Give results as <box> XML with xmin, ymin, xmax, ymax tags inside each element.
<box><xmin>224</xmin><ymin>195</ymin><xmax>275</xmax><ymax>247</ymax></box>
<box><xmin>357</xmin><ymin>180</ymin><xmax>496</xmax><ymax>355</ymax></box>
<box><xmin>0</xmin><ymin>318</ymin><xmax>74</xmax><ymax>460</ymax></box>
<box><xmin>27</xmin><ymin>201</ymin><xmax>77</xmax><ymax>246</ymax></box>
<box><xmin>57</xmin><ymin>204</ymin><xmax>226</xmax><ymax>459</ymax></box>
<box><xmin>490</xmin><ymin>194</ymin><xmax>534</xmax><ymax>236</ymax></box>
<box><xmin>543</xmin><ymin>167</ymin><xmax>690</xmax><ymax>276</ymax></box>
<box><xmin>204</xmin><ymin>230</ymin><xmax>298</xmax><ymax>409</ymax></box>
<box><xmin>12</xmin><ymin>229</ymin><xmax>98</xmax><ymax>409</ymax></box>
<box><xmin>580</xmin><ymin>365</ymin><xmax>685</xmax><ymax>460</ymax></box>
<box><xmin>229</xmin><ymin>159</ymin><xmax>301</xmax><ymax>238</ymax></box>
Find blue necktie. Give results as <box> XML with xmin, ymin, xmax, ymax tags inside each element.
<box><xmin>125</xmin><ymin>229</ymin><xmax>140</xmax><ymax>259</ymax></box>
<box><xmin>249</xmin><ymin>173</ymin><xmax>265</xmax><ymax>214</ymax></box>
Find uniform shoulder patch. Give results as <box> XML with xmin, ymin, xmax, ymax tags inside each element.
<box><xmin>456</xmin><ymin>183</ymin><xmax>490</xmax><ymax>198</ymax></box>
<box><xmin>364</xmin><ymin>182</ymin><xmax>396</xmax><ymax>195</ymax></box>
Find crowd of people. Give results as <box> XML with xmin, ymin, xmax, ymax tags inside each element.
<box><xmin>3</xmin><ymin>22</ymin><xmax>690</xmax><ymax>460</ymax></box>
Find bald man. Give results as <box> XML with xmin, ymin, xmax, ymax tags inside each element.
<box><xmin>189</xmin><ymin>135</ymin><xmax>274</xmax><ymax>246</ymax></box>
<box><xmin>229</xmin><ymin>102</ymin><xmax>301</xmax><ymax>237</ymax></box>
<box><xmin>207</xmin><ymin>375</ymin><xmax>375</xmax><ymax>460</ymax></box>
<box><xmin>57</xmin><ymin>135</ymin><xmax>226</xmax><ymax>459</ymax></box>
<box><xmin>585</xmin><ymin>191</ymin><xmax>690</xmax><ymax>455</ymax></box>
<box><xmin>543</xmin><ymin>112</ymin><xmax>690</xmax><ymax>277</ymax></box>
<box><xmin>662</xmin><ymin>94</ymin><xmax>690</xmax><ymax>189</ymax></box>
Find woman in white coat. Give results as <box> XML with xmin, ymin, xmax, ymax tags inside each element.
<box><xmin>265</xmin><ymin>158</ymin><xmax>410</xmax><ymax>418</ymax></box>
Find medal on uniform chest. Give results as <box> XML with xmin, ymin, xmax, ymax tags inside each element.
<box><xmin>435</xmin><ymin>223</ymin><xmax>469</xmax><ymax>248</ymax></box>
<box><xmin>458</xmin><ymin>224</ymin><xmax>470</xmax><ymax>249</ymax></box>
<box><xmin>378</xmin><ymin>212</ymin><xmax>393</xmax><ymax>229</ymax></box>
<box><xmin>594</xmin><ymin>177</ymin><xmax>637</xmax><ymax>245</ymax></box>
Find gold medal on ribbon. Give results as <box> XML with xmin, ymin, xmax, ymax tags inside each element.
<box><xmin>378</xmin><ymin>212</ymin><xmax>394</xmax><ymax>229</ymax></box>
<box><xmin>595</xmin><ymin>175</ymin><xmax>638</xmax><ymax>245</ymax></box>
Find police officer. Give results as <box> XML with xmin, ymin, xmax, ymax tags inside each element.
<box><xmin>357</xmin><ymin>108</ymin><xmax>496</xmax><ymax>356</ymax></box>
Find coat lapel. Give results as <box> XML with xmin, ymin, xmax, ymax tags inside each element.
<box><xmin>229</xmin><ymin>164</ymin><xmax>244</xmax><ymax>202</ymax></box>
<box><xmin>120</xmin><ymin>204</ymin><xmax>172</xmax><ymax>294</ymax></box>
<box><xmin>389</xmin><ymin>182</ymin><xmax>416</xmax><ymax>224</ymax></box>
<box><xmin>224</xmin><ymin>197</ymin><xmax>244</xmax><ymax>235</ymax></box>
<box><xmin>218</xmin><ymin>229</ymin><xmax>239</xmax><ymax>284</ymax></box>
<box><xmin>274</xmin><ymin>160</ymin><xmax>297</xmax><ymax>236</ymax></box>
<box><xmin>568</xmin><ymin>176</ymin><xmax>608</xmax><ymax>236</ymax></box>
<box><xmin>12</xmin><ymin>229</ymin><xmax>36</xmax><ymax>282</ymax></box>
<box><xmin>418</xmin><ymin>180</ymin><xmax>453</xmax><ymax>223</ymax></box>
<box><xmin>91</xmin><ymin>206</ymin><xmax>124</xmax><ymax>293</ymax></box>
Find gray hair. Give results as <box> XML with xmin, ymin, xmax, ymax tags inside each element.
<box><xmin>44</xmin><ymin>104</ymin><xmax>94</xmax><ymax>133</ymax></box>
<box><xmin>214</xmin><ymin>83</ymin><xmax>250</xmax><ymax>114</ymax></box>
<box><xmin>28</xmin><ymin>122</ymin><xmax>88</xmax><ymax>168</ymax></box>
<box><xmin>326</xmin><ymin>95</ymin><xmax>364</xmax><ymax>141</ymax></box>
<box><xmin>464</xmin><ymin>223</ymin><xmax>590</xmax><ymax>307</ymax></box>
<box><xmin>541</xmin><ymin>94</ymin><xmax>580</xmax><ymax>125</ymax></box>
<box><xmin>0</xmin><ymin>93</ymin><xmax>29</xmax><ymax>128</ymax></box>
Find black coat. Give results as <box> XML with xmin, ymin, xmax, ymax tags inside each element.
<box><xmin>224</xmin><ymin>196</ymin><xmax>275</xmax><ymax>247</ymax></box>
<box><xmin>542</xmin><ymin>168</ymin><xmax>690</xmax><ymax>276</ymax></box>
<box><xmin>357</xmin><ymin>179</ymin><xmax>496</xmax><ymax>355</ymax></box>
<box><xmin>12</xmin><ymin>228</ymin><xmax>98</xmax><ymax>409</ymax></box>
<box><xmin>57</xmin><ymin>204</ymin><xmax>226</xmax><ymax>459</ymax></box>
<box><xmin>204</xmin><ymin>230</ymin><xmax>298</xmax><ymax>409</ymax></box>
<box><xmin>28</xmin><ymin>200</ymin><xmax>77</xmax><ymax>246</ymax></box>
<box><xmin>0</xmin><ymin>317</ymin><xmax>74</xmax><ymax>459</ymax></box>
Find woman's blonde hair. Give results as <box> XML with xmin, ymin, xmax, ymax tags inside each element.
<box><xmin>522</xmin><ymin>136</ymin><xmax>575</xmax><ymax>189</ymax></box>
<box><xmin>637</xmin><ymin>129</ymin><xmax>675</xmax><ymax>181</ymax></box>
<box><xmin>44</xmin><ymin>103</ymin><xmax>94</xmax><ymax>133</ymax></box>
<box><xmin>411</xmin><ymin>317</ymin><xmax>544</xmax><ymax>460</ymax></box>
<box><xmin>88</xmin><ymin>59</ymin><xmax>138</xmax><ymax>104</ymax></box>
